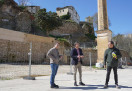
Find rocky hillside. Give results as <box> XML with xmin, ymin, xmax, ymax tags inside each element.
<box><xmin>0</xmin><ymin>0</ymin><xmax>32</xmax><ymax>33</ymax></box>
<box><xmin>49</xmin><ymin>20</ymin><xmax>95</xmax><ymax>43</ymax></box>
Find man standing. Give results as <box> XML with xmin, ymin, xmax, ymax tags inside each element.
<box><xmin>71</xmin><ymin>42</ymin><xmax>85</xmax><ymax>86</ymax></box>
<box><xmin>104</xmin><ymin>41</ymin><xmax>122</xmax><ymax>89</ymax></box>
<box><xmin>47</xmin><ymin>43</ymin><xmax>62</xmax><ymax>88</ymax></box>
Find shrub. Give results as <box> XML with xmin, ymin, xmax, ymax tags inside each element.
<box><xmin>18</xmin><ymin>6</ymin><xmax>26</xmax><ymax>11</ymax></box>
<box><xmin>60</xmin><ymin>12</ymin><xmax>71</xmax><ymax>20</ymax></box>
<box><xmin>0</xmin><ymin>0</ymin><xmax>4</xmax><ymax>5</ymax></box>
<box><xmin>85</xmin><ymin>33</ymin><xmax>97</xmax><ymax>40</ymax></box>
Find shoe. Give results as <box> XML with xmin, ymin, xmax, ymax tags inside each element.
<box><xmin>116</xmin><ymin>85</ymin><xmax>120</xmax><ymax>89</ymax></box>
<box><xmin>50</xmin><ymin>84</ymin><xmax>59</xmax><ymax>88</ymax></box>
<box><xmin>79</xmin><ymin>82</ymin><xmax>85</xmax><ymax>86</ymax></box>
<box><xmin>54</xmin><ymin>84</ymin><xmax>59</xmax><ymax>88</ymax></box>
<box><xmin>104</xmin><ymin>84</ymin><xmax>108</xmax><ymax>88</ymax></box>
<box><xmin>50</xmin><ymin>85</ymin><xmax>54</xmax><ymax>88</ymax></box>
<box><xmin>74</xmin><ymin>82</ymin><xmax>78</xmax><ymax>86</ymax></box>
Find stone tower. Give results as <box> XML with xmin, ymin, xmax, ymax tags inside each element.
<box><xmin>96</xmin><ymin>0</ymin><xmax>112</xmax><ymax>67</ymax></box>
<box><xmin>85</xmin><ymin>16</ymin><xmax>93</xmax><ymax>24</ymax></box>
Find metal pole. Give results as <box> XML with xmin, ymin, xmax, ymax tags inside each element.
<box><xmin>23</xmin><ymin>42</ymin><xmax>35</xmax><ymax>80</ymax></box>
<box><xmin>89</xmin><ymin>52</ymin><xmax>92</xmax><ymax>70</ymax></box>
<box><xmin>125</xmin><ymin>57</ymin><xmax>127</xmax><ymax>68</ymax></box>
<box><xmin>121</xmin><ymin>57</ymin><xmax>123</xmax><ymax>68</ymax></box>
<box><xmin>67</xmin><ymin>35</ymin><xmax>73</xmax><ymax>75</ymax></box>
<box><xmin>29</xmin><ymin>42</ymin><xmax>32</xmax><ymax>77</ymax></box>
<box><xmin>70</xmin><ymin>47</ymin><xmax>73</xmax><ymax>73</ymax></box>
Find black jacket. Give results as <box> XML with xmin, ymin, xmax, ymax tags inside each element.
<box><xmin>71</xmin><ymin>48</ymin><xmax>83</xmax><ymax>65</ymax></box>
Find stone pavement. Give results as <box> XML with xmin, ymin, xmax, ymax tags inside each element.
<box><xmin>0</xmin><ymin>67</ymin><xmax>132</xmax><ymax>91</ymax></box>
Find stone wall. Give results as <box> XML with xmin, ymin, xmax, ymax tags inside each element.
<box><xmin>0</xmin><ymin>28</ymin><xmax>97</xmax><ymax>65</ymax></box>
<box><xmin>0</xmin><ymin>28</ymin><xmax>56</xmax><ymax>64</ymax></box>
<box><xmin>16</xmin><ymin>12</ymin><xmax>31</xmax><ymax>33</ymax></box>
<box><xmin>0</xmin><ymin>38</ymin><xmax>68</xmax><ymax>64</ymax></box>
<box><xmin>0</xmin><ymin>39</ymin><xmax>29</xmax><ymax>62</ymax></box>
<box><xmin>82</xmin><ymin>48</ymin><xmax>97</xmax><ymax>65</ymax></box>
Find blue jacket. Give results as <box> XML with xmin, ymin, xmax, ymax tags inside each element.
<box><xmin>71</xmin><ymin>48</ymin><xmax>83</xmax><ymax>65</ymax></box>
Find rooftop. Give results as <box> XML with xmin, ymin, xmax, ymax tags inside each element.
<box><xmin>56</xmin><ymin>6</ymin><xmax>75</xmax><ymax>11</ymax></box>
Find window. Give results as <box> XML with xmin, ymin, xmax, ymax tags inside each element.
<box><xmin>60</xmin><ymin>10</ymin><xmax>61</xmax><ymax>13</ymax></box>
<box><xmin>63</xmin><ymin>10</ymin><xmax>64</xmax><ymax>12</ymax></box>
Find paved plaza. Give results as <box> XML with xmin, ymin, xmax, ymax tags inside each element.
<box><xmin>0</xmin><ymin>66</ymin><xmax>132</xmax><ymax>91</ymax></box>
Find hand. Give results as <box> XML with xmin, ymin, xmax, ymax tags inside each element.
<box><xmin>77</xmin><ymin>55</ymin><xmax>81</xmax><ymax>58</ymax></box>
<box><xmin>59</xmin><ymin>55</ymin><xmax>63</xmax><ymax>59</ymax></box>
<box><xmin>112</xmin><ymin>52</ymin><xmax>117</xmax><ymax>59</ymax></box>
<box><xmin>80</xmin><ymin>56</ymin><xmax>84</xmax><ymax>58</ymax></box>
<box><xmin>114</xmin><ymin>56</ymin><xmax>117</xmax><ymax>59</ymax></box>
<box><xmin>104</xmin><ymin>65</ymin><xmax>106</xmax><ymax>68</ymax></box>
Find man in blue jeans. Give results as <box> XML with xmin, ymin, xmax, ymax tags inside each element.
<box><xmin>47</xmin><ymin>43</ymin><xmax>62</xmax><ymax>88</ymax></box>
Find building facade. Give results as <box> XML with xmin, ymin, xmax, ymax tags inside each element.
<box><xmin>26</xmin><ymin>6</ymin><xmax>40</xmax><ymax>14</ymax></box>
<box><xmin>56</xmin><ymin>6</ymin><xmax>80</xmax><ymax>24</ymax></box>
<box><xmin>123</xmin><ymin>34</ymin><xmax>132</xmax><ymax>38</ymax></box>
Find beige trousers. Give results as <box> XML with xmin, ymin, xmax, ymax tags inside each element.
<box><xmin>73</xmin><ymin>62</ymin><xmax>82</xmax><ymax>82</ymax></box>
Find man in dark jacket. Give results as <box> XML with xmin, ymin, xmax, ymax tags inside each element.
<box><xmin>71</xmin><ymin>42</ymin><xmax>85</xmax><ymax>86</ymax></box>
<box><xmin>104</xmin><ymin>41</ymin><xmax>122</xmax><ymax>89</ymax></box>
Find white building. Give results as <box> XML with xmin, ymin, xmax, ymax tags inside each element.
<box><xmin>56</xmin><ymin>6</ymin><xmax>80</xmax><ymax>24</ymax></box>
<box><xmin>26</xmin><ymin>6</ymin><xmax>40</xmax><ymax>14</ymax></box>
<box><xmin>124</xmin><ymin>34</ymin><xmax>132</xmax><ymax>38</ymax></box>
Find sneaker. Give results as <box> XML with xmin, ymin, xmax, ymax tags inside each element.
<box><xmin>74</xmin><ymin>82</ymin><xmax>78</xmax><ymax>86</ymax></box>
<box><xmin>116</xmin><ymin>85</ymin><xmax>120</xmax><ymax>89</ymax></box>
<box><xmin>79</xmin><ymin>82</ymin><xmax>85</xmax><ymax>86</ymax></box>
<box><xmin>104</xmin><ymin>84</ymin><xmax>108</xmax><ymax>88</ymax></box>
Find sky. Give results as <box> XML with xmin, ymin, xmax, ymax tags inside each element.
<box><xmin>15</xmin><ymin>0</ymin><xmax>132</xmax><ymax>35</ymax></box>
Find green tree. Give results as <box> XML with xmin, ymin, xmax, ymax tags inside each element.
<box><xmin>112</xmin><ymin>34</ymin><xmax>132</xmax><ymax>58</ymax></box>
<box><xmin>35</xmin><ymin>8</ymin><xmax>62</xmax><ymax>35</ymax></box>
<box><xmin>0</xmin><ymin>0</ymin><xmax>4</xmax><ymax>5</ymax></box>
<box><xmin>85</xmin><ymin>33</ymin><xmax>96</xmax><ymax>40</ymax></box>
<box><xmin>60</xmin><ymin>12</ymin><xmax>71</xmax><ymax>20</ymax></box>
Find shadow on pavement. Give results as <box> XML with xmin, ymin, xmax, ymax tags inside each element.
<box><xmin>120</xmin><ymin>85</ymin><xmax>132</xmax><ymax>88</ymax></box>
<box><xmin>86</xmin><ymin>84</ymin><xmax>132</xmax><ymax>89</ymax></box>
<box><xmin>59</xmin><ymin>86</ymin><xmax>98</xmax><ymax>90</ymax></box>
<box><xmin>59</xmin><ymin>84</ymin><xmax>132</xmax><ymax>90</ymax></box>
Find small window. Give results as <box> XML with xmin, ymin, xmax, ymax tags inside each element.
<box><xmin>60</xmin><ymin>10</ymin><xmax>61</xmax><ymax>13</ymax></box>
<box><xmin>63</xmin><ymin>10</ymin><xmax>64</xmax><ymax>12</ymax></box>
